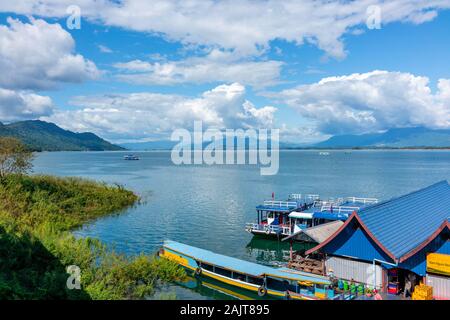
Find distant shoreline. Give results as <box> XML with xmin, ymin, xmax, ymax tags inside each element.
<box><xmin>34</xmin><ymin>147</ymin><xmax>450</xmax><ymax>152</ymax></box>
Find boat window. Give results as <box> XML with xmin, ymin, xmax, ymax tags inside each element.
<box><xmin>201</xmin><ymin>263</ymin><xmax>214</xmax><ymax>272</ymax></box>
<box><xmin>299</xmin><ymin>284</ymin><xmax>315</xmax><ymax>295</ymax></box>
<box><xmin>232</xmin><ymin>272</ymin><xmax>246</xmax><ymax>282</ymax></box>
<box><xmin>247</xmin><ymin>276</ymin><xmax>264</xmax><ymax>286</ymax></box>
<box><xmin>315</xmin><ymin>284</ymin><xmax>326</xmax><ymax>290</ymax></box>
<box><xmin>266</xmin><ymin>278</ymin><xmax>290</xmax><ymax>292</ymax></box>
<box><xmin>214</xmin><ymin>267</ymin><xmax>232</xmax><ymax>278</ymax></box>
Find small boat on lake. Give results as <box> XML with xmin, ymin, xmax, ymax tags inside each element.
<box><xmin>159</xmin><ymin>240</ymin><xmax>337</xmax><ymax>300</ymax></box>
<box><xmin>123</xmin><ymin>154</ymin><xmax>139</xmax><ymax>160</ymax></box>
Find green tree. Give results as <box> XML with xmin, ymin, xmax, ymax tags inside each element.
<box><xmin>0</xmin><ymin>137</ymin><xmax>33</xmax><ymax>179</ymax></box>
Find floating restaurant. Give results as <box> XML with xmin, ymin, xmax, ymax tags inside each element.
<box><xmin>306</xmin><ymin>180</ymin><xmax>450</xmax><ymax>299</ymax></box>
<box><xmin>245</xmin><ymin>193</ymin><xmax>378</xmax><ymax>239</ymax></box>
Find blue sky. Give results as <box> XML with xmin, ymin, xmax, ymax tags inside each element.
<box><xmin>0</xmin><ymin>1</ymin><xmax>449</xmax><ymax>143</ymax></box>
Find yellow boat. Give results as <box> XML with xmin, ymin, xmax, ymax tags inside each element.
<box><xmin>159</xmin><ymin>240</ymin><xmax>336</xmax><ymax>300</ymax></box>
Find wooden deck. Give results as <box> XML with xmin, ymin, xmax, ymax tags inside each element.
<box><xmin>288</xmin><ymin>254</ymin><xmax>325</xmax><ymax>275</ymax></box>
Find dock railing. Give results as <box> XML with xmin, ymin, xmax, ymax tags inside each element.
<box><xmin>320</xmin><ymin>205</ymin><xmax>360</xmax><ymax>213</ymax></box>
<box><xmin>263</xmin><ymin>200</ymin><xmax>298</xmax><ymax>208</ymax></box>
<box><xmin>245</xmin><ymin>222</ymin><xmax>292</xmax><ymax>236</ymax></box>
<box><xmin>346</xmin><ymin>197</ymin><xmax>378</xmax><ymax>205</ymax></box>
<box><xmin>288</xmin><ymin>194</ymin><xmax>320</xmax><ymax>201</ymax></box>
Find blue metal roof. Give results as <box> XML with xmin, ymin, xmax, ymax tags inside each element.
<box><xmin>163</xmin><ymin>240</ymin><xmax>330</xmax><ymax>284</ymax></box>
<box><xmin>312</xmin><ymin>211</ymin><xmax>349</xmax><ymax>221</ymax></box>
<box><xmin>255</xmin><ymin>205</ymin><xmax>294</xmax><ymax>213</ymax></box>
<box><xmin>357</xmin><ymin>180</ymin><xmax>450</xmax><ymax>259</ymax></box>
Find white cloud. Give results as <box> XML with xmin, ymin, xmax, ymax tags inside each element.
<box><xmin>113</xmin><ymin>50</ymin><xmax>283</xmax><ymax>88</ymax></box>
<box><xmin>1</xmin><ymin>0</ymin><xmax>449</xmax><ymax>58</ymax></box>
<box><xmin>43</xmin><ymin>83</ymin><xmax>277</xmax><ymax>141</ymax></box>
<box><xmin>273</xmin><ymin>70</ymin><xmax>450</xmax><ymax>134</ymax></box>
<box><xmin>0</xmin><ymin>17</ymin><xmax>99</xmax><ymax>90</ymax></box>
<box><xmin>0</xmin><ymin>88</ymin><xmax>54</xmax><ymax>122</ymax></box>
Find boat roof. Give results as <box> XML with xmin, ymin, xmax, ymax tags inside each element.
<box><xmin>289</xmin><ymin>212</ymin><xmax>314</xmax><ymax>219</ymax></box>
<box><xmin>163</xmin><ymin>240</ymin><xmax>330</xmax><ymax>285</ymax></box>
<box><xmin>302</xmin><ymin>197</ymin><xmax>377</xmax><ymax>215</ymax></box>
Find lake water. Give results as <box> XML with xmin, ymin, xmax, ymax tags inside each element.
<box><xmin>32</xmin><ymin>150</ymin><xmax>450</xmax><ymax>299</ymax></box>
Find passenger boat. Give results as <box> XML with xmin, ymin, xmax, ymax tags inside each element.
<box><xmin>123</xmin><ymin>154</ymin><xmax>139</xmax><ymax>160</ymax></box>
<box><xmin>245</xmin><ymin>194</ymin><xmax>378</xmax><ymax>239</ymax></box>
<box><xmin>159</xmin><ymin>240</ymin><xmax>336</xmax><ymax>300</ymax></box>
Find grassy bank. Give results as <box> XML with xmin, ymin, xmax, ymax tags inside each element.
<box><xmin>0</xmin><ymin>174</ymin><xmax>185</xmax><ymax>299</ymax></box>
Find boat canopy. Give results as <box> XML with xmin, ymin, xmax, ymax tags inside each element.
<box><xmin>312</xmin><ymin>212</ymin><xmax>349</xmax><ymax>221</ymax></box>
<box><xmin>163</xmin><ymin>240</ymin><xmax>330</xmax><ymax>285</ymax></box>
<box><xmin>289</xmin><ymin>212</ymin><xmax>313</xmax><ymax>219</ymax></box>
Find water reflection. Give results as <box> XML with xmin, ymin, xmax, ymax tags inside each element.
<box><xmin>245</xmin><ymin>236</ymin><xmax>315</xmax><ymax>266</ymax></box>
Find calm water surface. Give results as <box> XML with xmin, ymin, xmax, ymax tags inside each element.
<box><xmin>32</xmin><ymin>150</ymin><xmax>450</xmax><ymax>299</ymax></box>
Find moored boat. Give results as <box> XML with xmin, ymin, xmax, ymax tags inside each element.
<box><xmin>159</xmin><ymin>240</ymin><xmax>338</xmax><ymax>300</ymax></box>
<box><xmin>124</xmin><ymin>154</ymin><xmax>139</xmax><ymax>160</ymax></box>
<box><xmin>246</xmin><ymin>194</ymin><xmax>378</xmax><ymax>240</ymax></box>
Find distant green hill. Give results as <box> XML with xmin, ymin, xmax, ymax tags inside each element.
<box><xmin>314</xmin><ymin>127</ymin><xmax>450</xmax><ymax>148</ymax></box>
<box><xmin>0</xmin><ymin>120</ymin><xmax>124</xmax><ymax>151</ymax></box>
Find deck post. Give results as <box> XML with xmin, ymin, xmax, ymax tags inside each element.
<box><xmin>289</xmin><ymin>239</ymin><xmax>293</xmax><ymax>260</ymax></box>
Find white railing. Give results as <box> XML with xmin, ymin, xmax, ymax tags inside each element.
<box><xmin>320</xmin><ymin>205</ymin><xmax>360</xmax><ymax>213</ymax></box>
<box><xmin>288</xmin><ymin>194</ymin><xmax>320</xmax><ymax>201</ymax></box>
<box><xmin>245</xmin><ymin>223</ymin><xmax>292</xmax><ymax>236</ymax></box>
<box><xmin>314</xmin><ymin>198</ymin><xmax>344</xmax><ymax>208</ymax></box>
<box><xmin>346</xmin><ymin>197</ymin><xmax>378</xmax><ymax>205</ymax></box>
<box><xmin>263</xmin><ymin>200</ymin><xmax>298</xmax><ymax>208</ymax></box>
<box><xmin>305</xmin><ymin>194</ymin><xmax>320</xmax><ymax>201</ymax></box>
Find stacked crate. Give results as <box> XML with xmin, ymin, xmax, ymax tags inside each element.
<box><xmin>412</xmin><ymin>283</ymin><xmax>433</xmax><ymax>300</ymax></box>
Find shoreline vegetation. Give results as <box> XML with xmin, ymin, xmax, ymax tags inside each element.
<box><xmin>0</xmin><ymin>174</ymin><xmax>186</xmax><ymax>299</ymax></box>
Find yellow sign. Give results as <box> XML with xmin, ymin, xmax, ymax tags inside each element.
<box><xmin>427</xmin><ymin>253</ymin><xmax>450</xmax><ymax>276</ymax></box>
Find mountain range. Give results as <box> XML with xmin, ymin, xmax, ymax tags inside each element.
<box><xmin>122</xmin><ymin>127</ymin><xmax>450</xmax><ymax>150</ymax></box>
<box><xmin>0</xmin><ymin>120</ymin><xmax>123</xmax><ymax>151</ymax></box>
<box><xmin>0</xmin><ymin>120</ymin><xmax>448</xmax><ymax>151</ymax></box>
<box><xmin>314</xmin><ymin>127</ymin><xmax>450</xmax><ymax>148</ymax></box>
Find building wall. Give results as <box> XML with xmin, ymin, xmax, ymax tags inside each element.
<box><xmin>325</xmin><ymin>256</ymin><xmax>383</xmax><ymax>289</ymax></box>
<box><xmin>426</xmin><ymin>274</ymin><xmax>450</xmax><ymax>299</ymax></box>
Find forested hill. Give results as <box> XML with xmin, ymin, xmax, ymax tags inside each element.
<box><xmin>0</xmin><ymin>120</ymin><xmax>124</xmax><ymax>151</ymax></box>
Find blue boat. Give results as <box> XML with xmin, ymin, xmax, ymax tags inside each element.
<box><xmin>246</xmin><ymin>194</ymin><xmax>378</xmax><ymax>239</ymax></box>
<box><xmin>159</xmin><ymin>240</ymin><xmax>336</xmax><ymax>300</ymax></box>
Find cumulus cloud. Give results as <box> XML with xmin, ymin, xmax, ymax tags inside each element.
<box><xmin>0</xmin><ymin>88</ymin><xmax>54</xmax><ymax>122</ymax></box>
<box><xmin>113</xmin><ymin>50</ymin><xmax>283</xmax><ymax>88</ymax></box>
<box><xmin>0</xmin><ymin>17</ymin><xmax>99</xmax><ymax>90</ymax></box>
<box><xmin>44</xmin><ymin>83</ymin><xmax>277</xmax><ymax>141</ymax></box>
<box><xmin>1</xmin><ymin>0</ymin><xmax>449</xmax><ymax>58</ymax></box>
<box><xmin>273</xmin><ymin>71</ymin><xmax>450</xmax><ymax>135</ymax></box>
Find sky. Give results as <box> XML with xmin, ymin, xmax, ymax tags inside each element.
<box><xmin>0</xmin><ymin>0</ymin><xmax>450</xmax><ymax>144</ymax></box>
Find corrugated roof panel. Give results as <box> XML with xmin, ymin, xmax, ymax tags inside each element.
<box><xmin>357</xmin><ymin>180</ymin><xmax>450</xmax><ymax>259</ymax></box>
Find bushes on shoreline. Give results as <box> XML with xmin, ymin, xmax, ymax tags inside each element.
<box><xmin>0</xmin><ymin>174</ymin><xmax>186</xmax><ymax>300</ymax></box>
